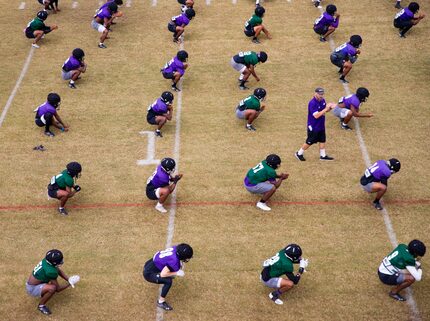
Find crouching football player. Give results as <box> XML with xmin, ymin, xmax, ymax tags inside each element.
<box><xmin>168</xmin><ymin>8</ymin><xmax>195</xmax><ymax>43</ymax></box>
<box><xmin>24</xmin><ymin>10</ymin><xmax>58</xmax><ymax>48</ymax></box>
<box><xmin>236</xmin><ymin>88</ymin><xmax>267</xmax><ymax>131</ymax></box>
<box><xmin>378</xmin><ymin>240</ymin><xmax>426</xmax><ymax>301</ymax></box>
<box><xmin>261</xmin><ymin>244</ymin><xmax>309</xmax><ymax>305</ymax></box>
<box><xmin>244</xmin><ymin>6</ymin><xmax>272</xmax><ymax>44</ymax></box>
<box><xmin>143</xmin><ymin>244</ymin><xmax>193</xmax><ymax>311</ymax></box>
<box><xmin>147</xmin><ymin>91</ymin><xmax>174</xmax><ymax>137</ymax></box>
<box><xmin>161</xmin><ymin>50</ymin><xmax>189</xmax><ymax>92</ymax></box>
<box><xmin>313</xmin><ymin>4</ymin><xmax>339</xmax><ymax>42</ymax></box>
<box><xmin>230</xmin><ymin>51</ymin><xmax>268</xmax><ymax>90</ymax></box>
<box><xmin>330</xmin><ymin>35</ymin><xmax>362</xmax><ymax>83</ymax></box>
<box><xmin>394</xmin><ymin>2</ymin><xmax>425</xmax><ymax>38</ymax></box>
<box><xmin>92</xmin><ymin>2</ymin><xmax>118</xmax><ymax>48</ymax></box>
<box><xmin>62</xmin><ymin>48</ymin><xmax>87</xmax><ymax>89</ymax></box>
<box><xmin>360</xmin><ymin>158</ymin><xmax>401</xmax><ymax>210</ymax></box>
<box><xmin>146</xmin><ymin>158</ymin><xmax>182</xmax><ymax>213</ymax></box>
<box><xmin>34</xmin><ymin>93</ymin><xmax>68</xmax><ymax>137</ymax></box>
<box><xmin>47</xmin><ymin>162</ymin><xmax>82</xmax><ymax>215</ymax></box>
<box><xmin>26</xmin><ymin>249</ymin><xmax>80</xmax><ymax>315</ymax></box>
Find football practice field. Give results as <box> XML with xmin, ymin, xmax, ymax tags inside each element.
<box><xmin>0</xmin><ymin>0</ymin><xmax>429</xmax><ymax>320</ymax></box>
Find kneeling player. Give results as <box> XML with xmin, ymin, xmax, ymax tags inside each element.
<box><xmin>161</xmin><ymin>51</ymin><xmax>189</xmax><ymax>92</ymax></box>
<box><xmin>261</xmin><ymin>244</ymin><xmax>309</xmax><ymax>305</ymax></box>
<box><xmin>24</xmin><ymin>11</ymin><xmax>58</xmax><ymax>48</ymax></box>
<box><xmin>378</xmin><ymin>240</ymin><xmax>426</xmax><ymax>301</ymax></box>
<box><xmin>332</xmin><ymin>87</ymin><xmax>372</xmax><ymax>130</ymax></box>
<box><xmin>26</xmin><ymin>249</ymin><xmax>80</xmax><ymax>315</ymax></box>
<box><xmin>394</xmin><ymin>2</ymin><xmax>425</xmax><ymax>38</ymax></box>
<box><xmin>143</xmin><ymin>244</ymin><xmax>193</xmax><ymax>311</ymax></box>
<box><xmin>147</xmin><ymin>91</ymin><xmax>174</xmax><ymax>137</ymax></box>
<box><xmin>330</xmin><ymin>35</ymin><xmax>362</xmax><ymax>83</ymax></box>
<box><xmin>146</xmin><ymin>158</ymin><xmax>182</xmax><ymax>213</ymax></box>
<box><xmin>61</xmin><ymin>48</ymin><xmax>87</xmax><ymax>89</ymax></box>
<box><xmin>230</xmin><ymin>51</ymin><xmax>268</xmax><ymax>90</ymax></box>
<box><xmin>244</xmin><ymin>154</ymin><xmax>288</xmax><ymax>211</ymax></box>
<box><xmin>360</xmin><ymin>158</ymin><xmax>401</xmax><ymax>210</ymax></box>
<box><xmin>47</xmin><ymin>162</ymin><xmax>82</xmax><ymax>215</ymax></box>
<box><xmin>313</xmin><ymin>4</ymin><xmax>339</xmax><ymax>42</ymax></box>
<box><xmin>34</xmin><ymin>93</ymin><xmax>68</xmax><ymax>137</ymax></box>
<box><xmin>244</xmin><ymin>6</ymin><xmax>272</xmax><ymax>44</ymax></box>
<box><xmin>235</xmin><ymin>88</ymin><xmax>266</xmax><ymax>131</ymax></box>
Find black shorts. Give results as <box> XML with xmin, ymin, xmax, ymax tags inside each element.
<box><xmin>162</xmin><ymin>71</ymin><xmax>175</xmax><ymax>80</ymax></box>
<box><xmin>35</xmin><ymin>118</ymin><xmax>44</xmax><ymax>127</ymax></box>
<box><xmin>394</xmin><ymin>19</ymin><xmax>413</xmax><ymax>30</ymax></box>
<box><xmin>25</xmin><ymin>27</ymin><xmax>35</xmax><ymax>39</ymax></box>
<box><xmin>168</xmin><ymin>22</ymin><xmax>176</xmax><ymax>33</ymax></box>
<box><xmin>38</xmin><ymin>0</ymin><xmax>44</xmax><ymax>4</ymax></box>
<box><xmin>314</xmin><ymin>25</ymin><xmax>328</xmax><ymax>35</ymax></box>
<box><xmin>177</xmin><ymin>0</ymin><xmax>186</xmax><ymax>4</ymax></box>
<box><xmin>147</xmin><ymin>110</ymin><xmax>158</xmax><ymax>125</ymax></box>
<box><xmin>146</xmin><ymin>183</ymin><xmax>159</xmax><ymax>200</ymax></box>
<box><xmin>244</xmin><ymin>28</ymin><xmax>255</xmax><ymax>37</ymax></box>
<box><xmin>306</xmin><ymin>129</ymin><xmax>326</xmax><ymax>145</ymax></box>
<box><xmin>330</xmin><ymin>53</ymin><xmax>344</xmax><ymax>68</ymax></box>
<box><xmin>47</xmin><ymin>184</ymin><xmax>59</xmax><ymax>198</ymax></box>
<box><xmin>378</xmin><ymin>270</ymin><xmax>403</xmax><ymax>286</ymax></box>
<box><xmin>143</xmin><ymin>259</ymin><xmax>162</xmax><ymax>282</ymax></box>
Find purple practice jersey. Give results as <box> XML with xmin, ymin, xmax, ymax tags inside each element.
<box><xmin>153</xmin><ymin>246</ymin><xmax>181</xmax><ymax>272</ymax></box>
<box><xmin>395</xmin><ymin>8</ymin><xmax>414</xmax><ymax>22</ymax></box>
<box><xmin>99</xmin><ymin>0</ymin><xmax>114</xmax><ymax>10</ymax></box>
<box><xmin>95</xmin><ymin>7</ymin><xmax>112</xmax><ymax>20</ymax></box>
<box><xmin>148</xmin><ymin>98</ymin><xmax>168</xmax><ymax>115</ymax></box>
<box><xmin>172</xmin><ymin>13</ymin><xmax>190</xmax><ymax>26</ymax></box>
<box><xmin>163</xmin><ymin>56</ymin><xmax>185</xmax><ymax>76</ymax></box>
<box><xmin>307</xmin><ymin>96</ymin><xmax>326</xmax><ymax>132</ymax></box>
<box><xmin>147</xmin><ymin>164</ymin><xmax>170</xmax><ymax>188</ymax></box>
<box><xmin>314</xmin><ymin>12</ymin><xmax>339</xmax><ymax>29</ymax></box>
<box><xmin>36</xmin><ymin>102</ymin><xmax>56</xmax><ymax>117</ymax></box>
<box><xmin>62</xmin><ymin>56</ymin><xmax>82</xmax><ymax>72</ymax></box>
<box><xmin>339</xmin><ymin>94</ymin><xmax>360</xmax><ymax>111</ymax></box>
<box><xmin>333</xmin><ymin>42</ymin><xmax>357</xmax><ymax>59</ymax></box>
<box><xmin>364</xmin><ymin>160</ymin><xmax>392</xmax><ymax>182</ymax></box>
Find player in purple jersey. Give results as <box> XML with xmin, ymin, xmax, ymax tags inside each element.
<box><xmin>34</xmin><ymin>93</ymin><xmax>69</xmax><ymax>137</ymax></box>
<box><xmin>360</xmin><ymin>158</ymin><xmax>401</xmax><ymax>210</ymax></box>
<box><xmin>143</xmin><ymin>244</ymin><xmax>193</xmax><ymax>311</ymax></box>
<box><xmin>161</xmin><ymin>51</ymin><xmax>189</xmax><ymax>92</ymax></box>
<box><xmin>168</xmin><ymin>9</ymin><xmax>195</xmax><ymax>43</ymax></box>
<box><xmin>61</xmin><ymin>48</ymin><xmax>86</xmax><ymax>89</ymax></box>
<box><xmin>330</xmin><ymin>35</ymin><xmax>362</xmax><ymax>83</ymax></box>
<box><xmin>146</xmin><ymin>158</ymin><xmax>182</xmax><ymax>213</ymax></box>
<box><xmin>92</xmin><ymin>2</ymin><xmax>118</xmax><ymax>48</ymax></box>
<box><xmin>313</xmin><ymin>4</ymin><xmax>339</xmax><ymax>42</ymax></box>
<box><xmin>147</xmin><ymin>92</ymin><xmax>174</xmax><ymax>137</ymax></box>
<box><xmin>394</xmin><ymin>2</ymin><xmax>425</xmax><ymax>38</ymax></box>
<box><xmin>332</xmin><ymin>87</ymin><xmax>372</xmax><ymax>130</ymax></box>
<box><xmin>295</xmin><ymin>88</ymin><xmax>335</xmax><ymax>161</ymax></box>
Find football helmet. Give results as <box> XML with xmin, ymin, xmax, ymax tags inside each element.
<box><xmin>266</xmin><ymin>154</ymin><xmax>281</xmax><ymax>169</ymax></box>
<box><xmin>46</xmin><ymin>249</ymin><xmax>64</xmax><ymax>266</ymax></box>
<box><xmin>258</xmin><ymin>51</ymin><xmax>268</xmax><ymax>63</ymax></box>
<box><xmin>72</xmin><ymin>48</ymin><xmax>85</xmax><ymax>61</ymax></box>
<box><xmin>161</xmin><ymin>158</ymin><xmax>176</xmax><ymax>173</ymax></box>
<box><xmin>185</xmin><ymin>8</ymin><xmax>195</xmax><ymax>19</ymax></box>
<box><xmin>114</xmin><ymin>0</ymin><xmax>123</xmax><ymax>5</ymax></box>
<box><xmin>108</xmin><ymin>2</ymin><xmax>118</xmax><ymax>13</ymax></box>
<box><xmin>47</xmin><ymin>93</ymin><xmax>61</xmax><ymax>108</ymax></box>
<box><xmin>408</xmin><ymin>2</ymin><xmax>420</xmax><ymax>14</ymax></box>
<box><xmin>388</xmin><ymin>158</ymin><xmax>401</xmax><ymax>173</ymax></box>
<box><xmin>255</xmin><ymin>6</ymin><xmax>265</xmax><ymax>17</ymax></box>
<box><xmin>326</xmin><ymin>4</ymin><xmax>337</xmax><ymax>15</ymax></box>
<box><xmin>37</xmin><ymin>10</ymin><xmax>48</xmax><ymax>21</ymax></box>
<box><xmin>161</xmin><ymin>91</ymin><xmax>174</xmax><ymax>104</ymax></box>
<box><xmin>67</xmin><ymin>162</ymin><xmax>82</xmax><ymax>178</ymax></box>
<box><xmin>177</xmin><ymin>50</ymin><xmax>189</xmax><ymax>62</ymax></box>
<box><xmin>176</xmin><ymin>243</ymin><xmax>193</xmax><ymax>262</ymax></box>
<box><xmin>284</xmin><ymin>244</ymin><xmax>302</xmax><ymax>263</ymax></box>
<box><xmin>356</xmin><ymin>87</ymin><xmax>370</xmax><ymax>103</ymax></box>
<box><xmin>350</xmin><ymin>35</ymin><xmax>362</xmax><ymax>48</ymax></box>
<box><xmin>254</xmin><ymin>88</ymin><xmax>267</xmax><ymax>101</ymax></box>
<box><xmin>408</xmin><ymin>239</ymin><xmax>426</xmax><ymax>257</ymax></box>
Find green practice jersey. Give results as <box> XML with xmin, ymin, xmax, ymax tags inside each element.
<box><xmin>51</xmin><ymin>170</ymin><xmax>74</xmax><ymax>190</ymax></box>
<box><xmin>27</xmin><ymin>18</ymin><xmax>47</xmax><ymax>31</ymax></box>
<box><xmin>245</xmin><ymin>14</ymin><xmax>262</xmax><ymax>29</ymax></box>
<box><xmin>263</xmin><ymin>250</ymin><xmax>294</xmax><ymax>278</ymax></box>
<box><xmin>246</xmin><ymin>160</ymin><xmax>276</xmax><ymax>185</ymax></box>
<box><xmin>238</xmin><ymin>95</ymin><xmax>261</xmax><ymax>111</ymax></box>
<box><xmin>32</xmin><ymin>258</ymin><xmax>59</xmax><ymax>283</ymax></box>
<box><xmin>380</xmin><ymin>244</ymin><xmax>416</xmax><ymax>275</ymax></box>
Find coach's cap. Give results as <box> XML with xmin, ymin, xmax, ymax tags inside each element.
<box><xmin>315</xmin><ymin>87</ymin><xmax>325</xmax><ymax>94</ymax></box>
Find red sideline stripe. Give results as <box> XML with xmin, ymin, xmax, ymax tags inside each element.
<box><xmin>0</xmin><ymin>199</ymin><xmax>429</xmax><ymax>212</ymax></box>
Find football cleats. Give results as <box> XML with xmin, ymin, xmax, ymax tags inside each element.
<box><xmin>185</xmin><ymin>8</ymin><xmax>195</xmax><ymax>19</ymax></box>
<box><xmin>177</xmin><ymin>50</ymin><xmax>189</xmax><ymax>62</ymax></box>
<box><xmin>326</xmin><ymin>4</ymin><xmax>337</xmax><ymax>15</ymax></box>
<box><xmin>284</xmin><ymin>244</ymin><xmax>302</xmax><ymax>263</ymax></box>
<box><xmin>356</xmin><ymin>87</ymin><xmax>370</xmax><ymax>103</ymax></box>
<box><xmin>72</xmin><ymin>48</ymin><xmax>85</xmax><ymax>61</ymax></box>
<box><xmin>161</xmin><ymin>91</ymin><xmax>174</xmax><ymax>104</ymax></box>
<box><xmin>47</xmin><ymin>93</ymin><xmax>61</xmax><ymax>108</ymax></box>
<box><xmin>408</xmin><ymin>2</ymin><xmax>420</xmax><ymax>14</ymax></box>
<box><xmin>66</xmin><ymin>162</ymin><xmax>82</xmax><ymax>178</ymax></box>
<box><xmin>176</xmin><ymin>243</ymin><xmax>193</xmax><ymax>262</ymax></box>
<box><xmin>254</xmin><ymin>88</ymin><xmax>267</xmax><ymax>100</ymax></box>
<box><xmin>388</xmin><ymin>158</ymin><xmax>401</xmax><ymax>173</ymax></box>
<box><xmin>161</xmin><ymin>157</ymin><xmax>176</xmax><ymax>173</ymax></box>
<box><xmin>46</xmin><ymin>249</ymin><xmax>63</xmax><ymax>266</ymax></box>
<box><xmin>350</xmin><ymin>35</ymin><xmax>362</xmax><ymax>48</ymax></box>
<box><xmin>108</xmin><ymin>2</ymin><xmax>118</xmax><ymax>12</ymax></box>
<box><xmin>408</xmin><ymin>239</ymin><xmax>426</xmax><ymax>257</ymax></box>
<box><xmin>266</xmin><ymin>154</ymin><xmax>281</xmax><ymax>169</ymax></box>
<box><xmin>258</xmin><ymin>51</ymin><xmax>268</xmax><ymax>63</ymax></box>
<box><xmin>37</xmin><ymin>10</ymin><xmax>48</xmax><ymax>21</ymax></box>
<box><xmin>255</xmin><ymin>6</ymin><xmax>265</xmax><ymax>17</ymax></box>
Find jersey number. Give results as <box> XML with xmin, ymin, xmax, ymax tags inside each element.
<box><xmin>252</xmin><ymin>162</ymin><xmax>264</xmax><ymax>174</ymax></box>
<box><xmin>33</xmin><ymin>261</ymin><xmax>43</xmax><ymax>274</ymax></box>
<box><xmin>263</xmin><ymin>253</ymin><xmax>280</xmax><ymax>267</ymax></box>
<box><xmin>159</xmin><ymin>248</ymin><xmax>174</xmax><ymax>258</ymax></box>
<box><xmin>364</xmin><ymin>163</ymin><xmax>379</xmax><ymax>178</ymax></box>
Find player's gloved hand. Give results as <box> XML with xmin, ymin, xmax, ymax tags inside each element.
<box><xmin>74</xmin><ymin>185</ymin><xmax>81</xmax><ymax>192</ymax></box>
<box><xmin>171</xmin><ymin>174</ymin><xmax>182</xmax><ymax>184</ymax></box>
<box><xmin>299</xmin><ymin>258</ymin><xmax>309</xmax><ymax>269</ymax></box>
<box><xmin>176</xmin><ymin>270</ymin><xmax>185</xmax><ymax>277</ymax></box>
<box><xmin>68</xmin><ymin>275</ymin><xmax>80</xmax><ymax>288</ymax></box>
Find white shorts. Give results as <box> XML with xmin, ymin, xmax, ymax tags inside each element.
<box><xmin>230</xmin><ymin>58</ymin><xmax>246</xmax><ymax>73</ymax></box>
<box><xmin>26</xmin><ymin>282</ymin><xmax>45</xmax><ymax>297</ymax></box>
<box><xmin>332</xmin><ymin>106</ymin><xmax>351</xmax><ymax>119</ymax></box>
<box><xmin>62</xmin><ymin>70</ymin><xmax>73</xmax><ymax>80</ymax></box>
<box><xmin>91</xmin><ymin>20</ymin><xmax>106</xmax><ymax>33</ymax></box>
<box><xmin>260</xmin><ymin>275</ymin><xmax>282</xmax><ymax>288</ymax></box>
<box><xmin>236</xmin><ymin>108</ymin><xmax>246</xmax><ymax>119</ymax></box>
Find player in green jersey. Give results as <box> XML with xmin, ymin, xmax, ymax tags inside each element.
<box><xmin>261</xmin><ymin>244</ymin><xmax>309</xmax><ymax>305</ymax></box>
<box><xmin>244</xmin><ymin>6</ymin><xmax>272</xmax><ymax>44</ymax></box>
<box><xmin>236</xmin><ymin>88</ymin><xmax>267</xmax><ymax>131</ymax></box>
<box><xmin>244</xmin><ymin>154</ymin><xmax>288</xmax><ymax>211</ymax></box>
<box><xmin>378</xmin><ymin>240</ymin><xmax>426</xmax><ymax>301</ymax></box>
<box><xmin>230</xmin><ymin>51</ymin><xmax>268</xmax><ymax>90</ymax></box>
<box><xmin>26</xmin><ymin>250</ymin><xmax>80</xmax><ymax>315</ymax></box>
<box><xmin>47</xmin><ymin>162</ymin><xmax>82</xmax><ymax>216</ymax></box>
<box><xmin>24</xmin><ymin>11</ymin><xmax>58</xmax><ymax>49</ymax></box>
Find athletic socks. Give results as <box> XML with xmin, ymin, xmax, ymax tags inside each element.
<box><xmin>298</xmin><ymin>148</ymin><xmax>305</xmax><ymax>156</ymax></box>
<box><xmin>319</xmin><ymin>149</ymin><xmax>326</xmax><ymax>157</ymax></box>
<box><xmin>239</xmin><ymin>74</ymin><xmax>244</xmax><ymax>81</ymax></box>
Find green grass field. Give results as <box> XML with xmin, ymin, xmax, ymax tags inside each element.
<box><xmin>0</xmin><ymin>0</ymin><xmax>429</xmax><ymax>320</ymax></box>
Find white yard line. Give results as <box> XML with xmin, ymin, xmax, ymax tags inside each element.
<box><xmin>151</xmin><ymin>0</ymin><xmax>157</xmax><ymax>7</ymax></box>
<box><xmin>318</xmin><ymin>6</ymin><xmax>421</xmax><ymax>321</ymax></box>
<box><xmin>72</xmin><ymin>1</ymin><xmax>78</xmax><ymax>8</ymax></box>
<box><xmin>136</xmin><ymin>131</ymin><xmax>160</xmax><ymax>166</ymax></box>
<box><xmin>0</xmin><ymin>48</ymin><xmax>34</xmax><ymax>128</ymax></box>
<box><xmin>232</xmin><ymin>0</ymin><xmax>237</xmax><ymax>4</ymax></box>
<box><xmin>18</xmin><ymin>2</ymin><xmax>26</xmax><ymax>9</ymax></box>
<box><xmin>206</xmin><ymin>0</ymin><xmax>211</xmax><ymax>5</ymax></box>
<box><xmin>126</xmin><ymin>0</ymin><xmax>132</xmax><ymax>7</ymax></box>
